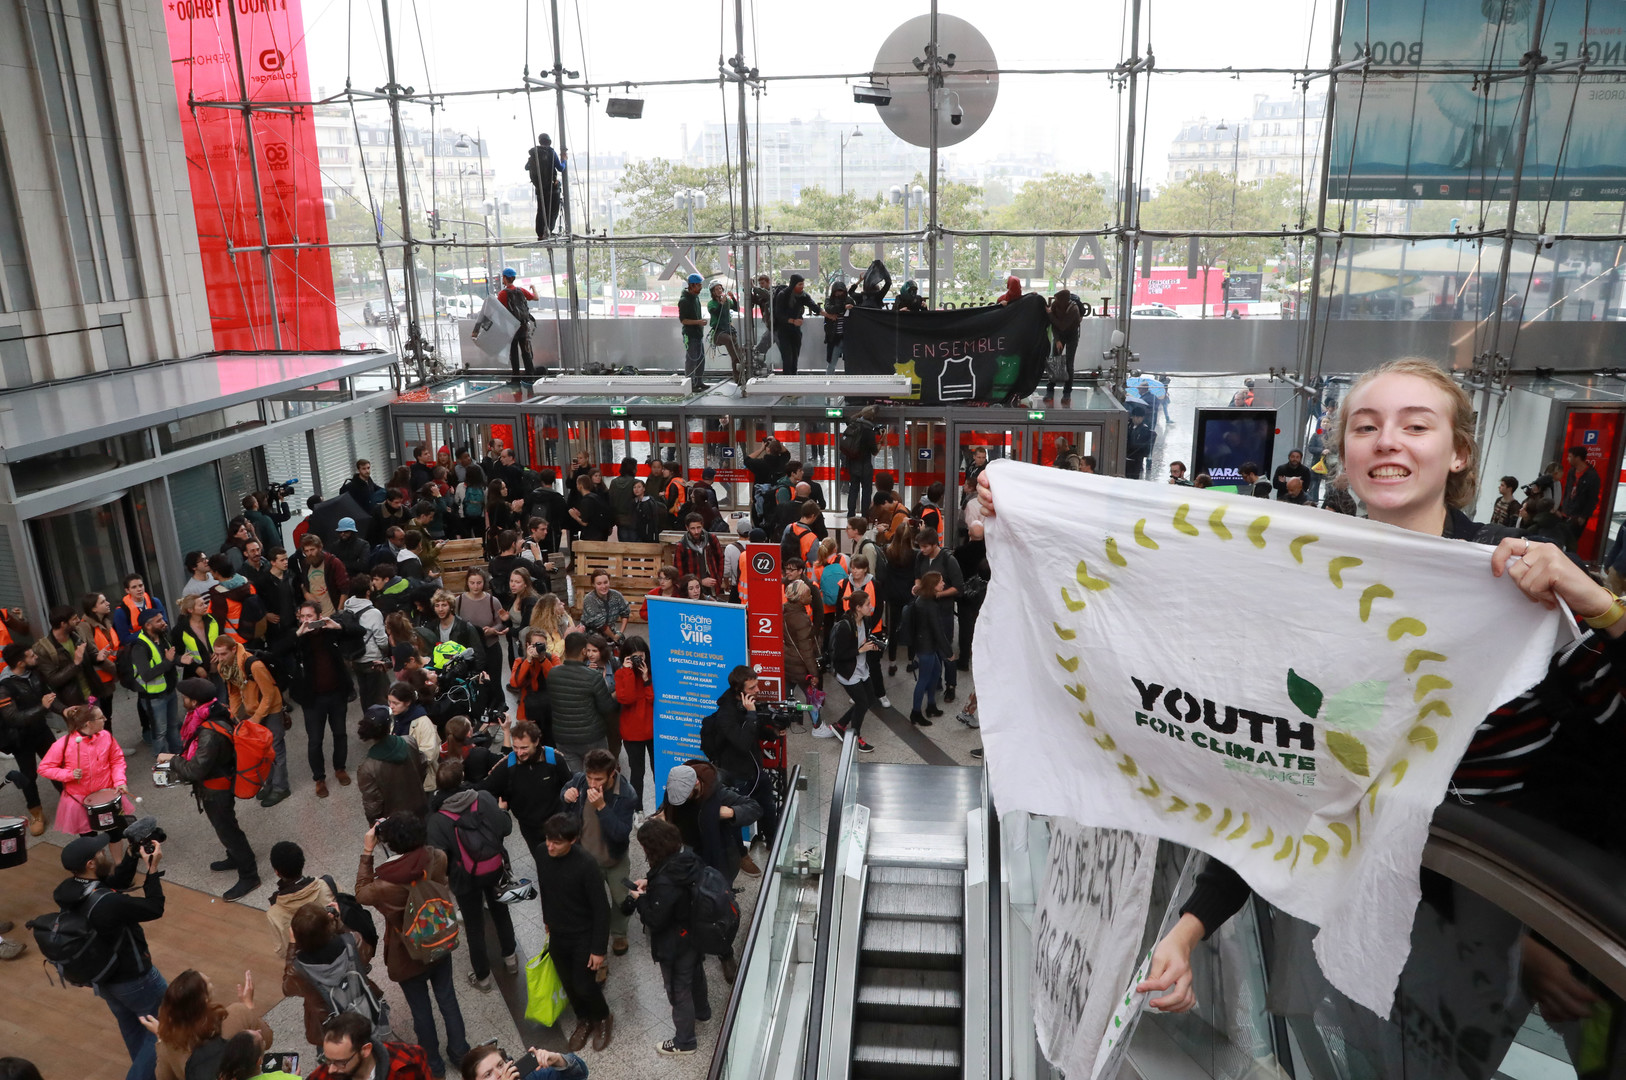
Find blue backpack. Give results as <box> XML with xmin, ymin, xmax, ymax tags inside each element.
<box><xmin>463</xmin><ymin>484</ymin><xmax>486</xmax><ymax>519</ymax></box>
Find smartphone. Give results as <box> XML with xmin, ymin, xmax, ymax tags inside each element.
<box><xmin>261</xmin><ymin>1052</ymin><xmax>299</xmax><ymax>1074</ymax></box>
<box><xmin>621</xmin><ymin>877</ymin><xmax>640</xmax><ymax>892</ymax></box>
<box><xmin>514</xmin><ymin>1051</ymin><xmax>540</xmax><ymax>1075</ymax></box>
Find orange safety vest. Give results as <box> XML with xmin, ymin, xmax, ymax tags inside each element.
<box><xmin>0</xmin><ymin>618</ymin><xmax>12</xmax><ymax>678</ymax></box>
<box><xmin>838</xmin><ymin>575</ymin><xmax>881</xmax><ymax>632</ymax></box>
<box><xmin>121</xmin><ymin>594</ymin><xmax>153</xmax><ymax>631</ymax></box>
<box><xmin>664</xmin><ymin>477</ymin><xmax>686</xmax><ymax>509</ymax></box>
<box><xmin>90</xmin><ymin>624</ymin><xmax>118</xmax><ymax>685</ymax></box>
<box><xmin>788</xmin><ymin>522</ymin><xmax>818</xmax><ymax>563</ymax></box>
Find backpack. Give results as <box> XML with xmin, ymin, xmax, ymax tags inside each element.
<box><xmin>321</xmin><ymin>873</ymin><xmax>379</xmax><ymax>951</ymax></box>
<box><xmin>439</xmin><ymin>802</ymin><xmax>506</xmax><ymax>885</ymax></box>
<box><xmin>686</xmin><ymin>864</ymin><xmax>741</xmax><ymax>956</ymax></box>
<box><xmin>463</xmin><ymin>484</ymin><xmax>485</xmax><ymax>519</ymax></box>
<box><xmin>400</xmin><ymin>872</ymin><xmax>459</xmax><ymax>964</ymax></box>
<box><xmin>293</xmin><ymin>931</ymin><xmax>393</xmax><ymax>1037</ymax></box>
<box><xmin>114</xmin><ymin>639</ymin><xmax>142</xmax><ymax>692</ymax></box>
<box><xmin>183</xmin><ymin>1037</ymin><xmax>228</xmax><ymax>1080</ymax></box>
<box><xmin>203</xmin><ymin>718</ymin><xmax>275</xmax><ymax>799</ymax></box>
<box><xmin>840</xmin><ymin>421</ymin><xmax>872</xmax><ymax>462</ymax></box>
<box><xmin>26</xmin><ymin>885</ymin><xmax>130</xmax><ymax>987</ymax></box>
<box><xmin>699</xmin><ymin>709</ymin><xmax>723</xmax><ymax>763</ymax></box>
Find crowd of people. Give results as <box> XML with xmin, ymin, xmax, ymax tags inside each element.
<box><xmin>0</xmin><ymin>410</ymin><xmax>1004</xmax><ymax>1080</ymax></box>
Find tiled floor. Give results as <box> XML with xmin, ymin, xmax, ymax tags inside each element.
<box><xmin>0</xmin><ymin>656</ymin><xmax>982</xmax><ymax>1077</ymax></box>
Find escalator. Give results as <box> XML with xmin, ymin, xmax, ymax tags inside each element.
<box><xmin>848</xmin><ymin>763</ymin><xmax>984</xmax><ymax>1079</ymax></box>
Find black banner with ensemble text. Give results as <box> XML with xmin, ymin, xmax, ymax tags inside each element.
<box><xmin>844</xmin><ymin>292</ymin><xmax>1050</xmax><ymax>405</ymax></box>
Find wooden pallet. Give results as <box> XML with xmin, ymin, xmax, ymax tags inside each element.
<box><xmin>437</xmin><ymin>537</ymin><xmax>486</xmax><ymax>573</ymax></box>
<box><xmin>570</xmin><ymin>540</ymin><xmax>672</xmax><ymax>618</ymax></box>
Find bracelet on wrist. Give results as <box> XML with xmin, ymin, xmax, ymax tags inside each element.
<box><xmin>1583</xmin><ymin>595</ymin><xmax>1626</xmax><ymax>630</ymax></box>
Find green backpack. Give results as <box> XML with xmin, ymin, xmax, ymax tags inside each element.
<box><xmin>400</xmin><ymin>871</ymin><xmax>459</xmax><ymax>964</ymax></box>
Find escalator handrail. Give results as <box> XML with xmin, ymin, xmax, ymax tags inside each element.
<box><xmin>1429</xmin><ymin>799</ymin><xmax>1626</xmax><ymax>948</ymax></box>
<box><xmin>800</xmin><ymin>730</ymin><xmax>859</xmax><ymax>1080</ymax></box>
<box><xmin>705</xmin><ymin>763</ymin><xmax>805</xmax><ymax>1080</ymax></box>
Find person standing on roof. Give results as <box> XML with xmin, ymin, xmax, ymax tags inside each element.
<box><xmin>771</xmin><ymin>274</ymin><xmax>821</xmax><ymax>375</ymax></box>
<box><xmin>526</xmin><ymin>134</ymin><xmax>568</xmax><ymax>239</ymax></box>
<box><xmin>677</xmin><ymin>274</ymin><xmax>708</xmax><ymax>392</ymax></box>
<box><xmin>491</xmin><ymin>269</ymin><xmax>537</xmax><ymax>378</ymax></box>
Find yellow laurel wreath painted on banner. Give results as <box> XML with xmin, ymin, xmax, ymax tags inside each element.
<box><xmin>1044</xmin><ymin>497</ymin><xmax>1459</xmax><ymax>874</ymax></box>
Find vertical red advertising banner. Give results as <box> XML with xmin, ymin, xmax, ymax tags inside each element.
<box><xmin>744</xmin><ymin>543</ymin><xmax>785</xmax><ymax>700</ymax></box>
<box><xmin>164</xmin><ymin>0</ymin><xmax>339</xmax><ymax>351</ymax></box>
<box><xmin>1560</xmin><ymin>410</ymin><xmax>1624</xmax><ymax>563</ymax></box>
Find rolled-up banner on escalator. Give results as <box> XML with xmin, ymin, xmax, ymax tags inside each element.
<box><xmin>976</xmin><ymin>459</ymin><xmax>1568</xmax><ymax>1016</ymax></box>
<box><xmin>843</xmin><ymin>293</ymin><xmax>1050</xmax><ymax>404</ymax></box>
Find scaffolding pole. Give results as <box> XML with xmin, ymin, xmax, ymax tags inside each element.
<box><xmin>1299</xmin><ymin>0</ymin><xmax>1347</xmax><ymax>389</ymax></box>
<box><xmin>550</xmin><ymin>0</ymin><xmax>583</xmax><ymax>373</ymax></box>
<box><xmin>732</xmin><ymin>0</ymin><xmax>756</xmax><ymax>379</ymax></box>
<box><xmin>225</xmin><ymin>1</ymin><xmax>282</xmax><ymax>350</ymax></box>
<box><xmin>380</xmin><ymin>0</ymin><xmax>430</xmax><ymax>381</ymax></box>
<box><xmin>1111</xmin><ymin>0</ymin><xmax>1145</xmax><ymax>399</ymax></box>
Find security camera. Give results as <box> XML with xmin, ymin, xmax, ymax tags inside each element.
<box><xmin>950</xmin><ymin>109</ymin><xmax>963</xmax><ymax>125</ymax></box>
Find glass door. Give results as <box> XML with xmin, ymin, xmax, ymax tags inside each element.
<box><xmin>32</xmin><ymin>496</ymin><xmax>135</xmax><ymax>610</ymax></box>
<box><xmin>1031</xmin><ymin>424</ymin><xmax>1104</xmax><ymax>469</ymax></box>
<box><xmin>897</xmin><ymin>417</ymin><xmax>947</xmax><ymax>519</ymax></box>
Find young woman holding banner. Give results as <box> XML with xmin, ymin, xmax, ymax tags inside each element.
<box><xmin>978</xmin><ymin>358</ymin><xmax>1626</xmax><ymax>1019</ymax></box>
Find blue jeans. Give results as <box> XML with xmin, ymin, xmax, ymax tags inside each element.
<box><xmin>684</xmin><ymin>334</ymin><xmax>705</xmax><ymax>387</ymax></box>
<box><xmin>96</xmin><ymin>965</ymin><xmax>166</xmax><ymax>1080</ymax></box>
<box><xmin>138</xmin><ymin>693</ymin><xmax>180</xmax><ymax>755</ymax></box>
<box><xmin>912</xmin><ymin>653</ymin><xmax>943</xmax><ymax>712</ymax></box>
<box><xmin>400</xmin><ymin>956</ymin><xmax>468</xmax><ymax>1074</ymax></box>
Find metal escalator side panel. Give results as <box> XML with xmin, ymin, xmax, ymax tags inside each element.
<box><xmin>965</xmin><ymin>805</ymin><xmax>991</xmax><ymax>1079</ymax></box>
<box><xmin>825</xmin><ymin>802</ymin><xmax>870</xmax><ymax>1080</ymax></box>
<box><xmin>801</xmin><ymin>728</ymin><xmax>859</xmax><ymax>1080</ymax></box>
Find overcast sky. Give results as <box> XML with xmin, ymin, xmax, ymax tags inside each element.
<box><xmin>293</xmin><ymin>0</ymin><xmax>1332</xmax><ymax>190</ymax></box>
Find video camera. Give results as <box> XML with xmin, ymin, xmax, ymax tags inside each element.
<box><xmin>268</xmin><ymin>478</ymin><xmax>299</xmax><ymax>501</ymax></box>
<box><xmin>123</xmin><ymin>816</ymin><xmax>167</xmax><ymax>855</ymax></box>
<box><xmin>754</xmin><ymin>698</ymin><xmax>813</xmax><ymax>730</ymax></box>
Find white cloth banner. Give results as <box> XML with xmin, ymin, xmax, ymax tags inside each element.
<box><xmin>978</xmin><ymin>460</ymin><xmax>1564</xmax><ymax>1015</ymax></box>
<box><xmin>1031</xmin><ymin>822</ymin><xmax>1157</xmax><ymax>1080</ymax></box>
<box><xmin>471</xmin><ymin>294</ymin><xmax>520</xmax><ymax>357</ymax></box>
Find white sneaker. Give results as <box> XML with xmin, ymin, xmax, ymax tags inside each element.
<box><xmin>633</xmin><ymin>811</ymin><xmax>646</xmax><ymax>828</ymax></box>
<box><xmin>811</xmin><ymin>722</ymin><xmax>837</xmax><ymax>739</ymax></box>
<box><xmin>878</xmin><ymin>696</ymin><xmax>893</xmax><ymax>709</ymax></box>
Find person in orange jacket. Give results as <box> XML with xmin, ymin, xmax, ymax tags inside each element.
<box><xmin>214</xmin><ymin>638</ymin><xmax>291</xmax><ymax>806</ymax></box>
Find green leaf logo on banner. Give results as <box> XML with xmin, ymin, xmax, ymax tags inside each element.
<box><xmin>1286</xmin><ymin>668</ymin><xmax>1323</xmax><ymax>718</ymax></box>
<box><xmin>1326</xmin><ymin>731</ymin><xmax>1372</xmax><ymax>777</ymax></box>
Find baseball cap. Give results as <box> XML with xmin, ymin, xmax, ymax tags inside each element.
<box><xmin>666</xmin><ymin>765</ymin><xmax>698</xmax><ymax>806</ymax></box>
<box><xmin>62</xmin><ymin>833</ymin><xmax>110</xmax><ymax>871</ymax></box>
<box><xmin>687</xmin><ymin>273</ymin><xmax>704</xmax><ymax>285</ymax></box>
<box><xmin>502</xmin><ymin>268</ymin><xmax>517</xmax><ymax>279</ymax></box>
<box><xmin>336</xmin><ymin>516</ymin><xmax>358</xmax><ymax>532</ymax></box>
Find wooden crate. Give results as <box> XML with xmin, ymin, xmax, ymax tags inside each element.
<box><xmin>440</xmin><ymin>569</ymin><xmax>469</xmax><ymax>594</ymax></box>
<box><xmin>570</xmin><ymin>540</ymin><xmax>672</xmax><ymax>618</ymax></box>
<box><xmin>437</xmin><ymin>537</ymin><xmax>486</xmax><ymax>573</ymax></box>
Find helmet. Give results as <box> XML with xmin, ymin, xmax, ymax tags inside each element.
<box><xmin>687</xmin><ymin>273</ymin><xmax>704</xmax><ymax>285</ymax></box>
<box><xmin>502</xmin><ymin>268</ymin><xmax>517</xmax><ymax>279</ymax></box>
<box><xmin>431</xmin><ymin>641</ymin><xmax>470</xmax><ymax>670</ymax></box>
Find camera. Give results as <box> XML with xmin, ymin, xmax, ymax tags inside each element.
<box><xmin>268</xmin><ymin>479</ymin><xmax>297</xmax><ymax>500</ymax></box>
<box><xmin>949</xmin><ymin>109</ymin><xmax>963</xmax><ymax>126</ymax></box>
<box><xmin>755</xmin><ymin>699</ymin><xmax>807</xmax><ymax>730</ymax></box>
<box><xmin>124</xmin><ymin>816</ymin><xmax>167</xmax><ymax>855</ymax></box>
<box><xmin>867</xmin><ymin>631</ymin><xmax>889</xmax><ymax>651</ymax></box>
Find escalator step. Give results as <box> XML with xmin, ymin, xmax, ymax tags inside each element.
<box><xmin>867</xmin><ymin>866</ymin><xmax>964</xmax><ymax>888</ymax></box>
<box><xmin>864</xmin><ymin>882</ymin><xmax>962</xmax><ymax>921</ymax></box>
<box><xmin>856</xmin><ymin>966</ymin><xmax>962</xmax><ymax>1022</ymax></box>
<box><xmin>851</xmin><ymin>1020</ymin><xmax>962</xmax><ymax>1080</ymax></box>
<box><xmin>860</xmin><ymin>917</ymin><xmax>963</xmax><ymax>970</ymax></box>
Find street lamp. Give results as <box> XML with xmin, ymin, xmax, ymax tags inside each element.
<box><xmin>839</xmin><ymin>126</ymin><xmax>863</xmax><ymax>197</ymax></box>
<box><xmin>890</xmin><ymin>183</ymin><xmax>926</xmax><ymax>280</ymax></box>
<box><xmin>1216</xmin><ymin>119</ymin><xmax>1243</xmax><ymax>316</ymax></box>
<box><xmin>674</xmin><ymin>189</ymin><xmax>707</xmax><ymax>234</ymax></box>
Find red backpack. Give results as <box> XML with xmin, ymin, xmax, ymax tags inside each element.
<box><xmin>202</xmin><ymin>718</ymin><xmax>275</xmax><ymax>799</ymax></box>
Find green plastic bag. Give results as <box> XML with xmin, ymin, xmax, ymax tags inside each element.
<box><xmin>524</xmin><ymin>948</ymin><xmax>569</xmax><ymax>1027</ymax></box>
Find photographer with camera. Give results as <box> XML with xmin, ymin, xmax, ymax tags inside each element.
<box><xmin>292</xmin><ymin>602</ymin><xmax>360</xmax><ymax>798</ymax></box>
<box><xmin>458</xmin><ymin>1043</ymin><xmax>587</xmax><ymax>1080</ymax></box>
<box><xmin>40</xmin><ymin>832</ymin><xmax>169</xmax><ymax>1077</ymax></box>
<box><xmin>700</xmin><ymin>665</ymin><xmax>780</xmax><ymax>847</ymax></box>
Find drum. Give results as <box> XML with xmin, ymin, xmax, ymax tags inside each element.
<box><xmin>151</xmin><ymin>761</ymin><xmax>173</xmax><ymax>788</ymax></box>
<box><xmin>84</xmin><ymin>788</ymin><xmax>128</xmax><ymax>839</ymax></box>
<box><xmin>0</xmin><ymin>816</ymin><xmax>26</xmax><ymax>868</ymax></box>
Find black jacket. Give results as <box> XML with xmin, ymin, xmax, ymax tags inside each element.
<box><xmin>537</xmin><ymin>842</ymin><xmax>610</xmax><ymax>952</ymax></box>
<box><xmin>626</xmin><ymin>848</ymin><xmax>704</xmax><ymax>962</ymax></box>
<box><xmin>0</xmin><ymin>667</ymin><xmax>63</xmax><ymax>752</ymax></box>
<box><xmin>51</xmin><ymin>847</ymin><xmax>164</xmax><ymax>984</ymax></box>
<box><xmin>828</xmin><ymin>616</ymin><xmax>867</xmax><ymax>683</ymax></box>
<box><xmin>706</xmin><ymin>689</ymin><xmax>762</xmax><ymax>782</ymax></box>
<box><xmin>1562</xmin><ymin>464</ymin><xmax>1601</xmax><ymax>524</ymax></box>
<box><xmin>168</xmin><ymin>701</ymin><xmax>236</xmax><ymax>791</ymax></box>
<box><xmin>480</xmin><ymin>746</ymin><xmax>573</xmax><ymax>836</ymax></box>
<box><xmin>331</xmin><ymin>533</ymin><xmax>372</xmax><ymax>577</ymax></box>
<box><xmin>414</xmin><ymin>614</ymin><xmax>486</xmax><ymax>668</ymax></box>
<box><xmin>547</xmin><ymin>661</ymin><xmax>617</xmax><ymax>751</ymax></box>
<box><xmin>425</xmin><ymin>788</ymin><xmax>512</xmax><ymax>894</ymax></box>
<box><xmin>898</xmin><ymin>596</ymin><xmax>954</xmax><ymax>659</ymax></box>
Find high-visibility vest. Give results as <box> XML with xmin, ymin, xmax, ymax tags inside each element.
<box><xmin>179</xmin><ymin>618</ymin><xmax>221</xmax><ymax>661</ymax></box>
<box><xmin>0</xmin><ymin>618</ymin><xmax>12</xmax><ymax>678</ymax></box>
<box><xmin>121</xmin><ymin>594</ymin><xmax>155</xmax><ymax>639</ymax></box>
<box><xmin>90</xmin><ymin>624</ymin><xmax>118</xmax><ymax>686</ymax></box>
<box><xmin>788</xmin><ymin>523</ymin><xmax>817</xmax><ymax>563</ymax></box>
<box><xmin>136</xmin><ymin>634</ymin><xmax>169</xmax><ymax>695</ymax></box>
<box><xmin>838</xmin><ymin>575</ymin><xmax>881</xmax><ymax>632</ymax></box>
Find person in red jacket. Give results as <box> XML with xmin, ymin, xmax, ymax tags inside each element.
<box><xmin>307</xmin><ymin>1013</ymin><xmax>432</xmax><ymax>1080</ymax></box>
<box><xmin>614</xmin><ymin>636</ymin><xmax>656</xmax><ymax>811</ymax></box>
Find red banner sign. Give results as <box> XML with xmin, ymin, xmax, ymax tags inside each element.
<box><xmin>164</xmin><ymin>0</ymin><xmax>339</xmax><ymax>351</ymax></box>
<box><xmin>744</xmin><ymin>543</ymin><xmax>785</xmax><ymax>700</ymax></box>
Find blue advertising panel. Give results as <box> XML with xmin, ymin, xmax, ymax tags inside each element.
<box><xmin>648</xmin><ymin>596</ymin><xmax>748</xmax><ymax>799</ymax></box>
<box><xmin>1329</xmin><ymin>0</ymin><xmax>1626</xmax><ymax>199</ymax></box>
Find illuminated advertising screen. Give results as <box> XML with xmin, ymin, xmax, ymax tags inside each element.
<box><xmin>1192</xmin><ymin>409</ymin><xmax>1276</xmax><ymax>491</ymax></box>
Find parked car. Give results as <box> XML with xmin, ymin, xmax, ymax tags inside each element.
<box><xmin>362</xmin><ymin>300</ymin><xmax>396</xmax><ymax>326</ymax></box>
<box><xmin>1131</xmin><ymin>303</ymin><xmax>1183</xmax><ymax>318</ymax></box>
